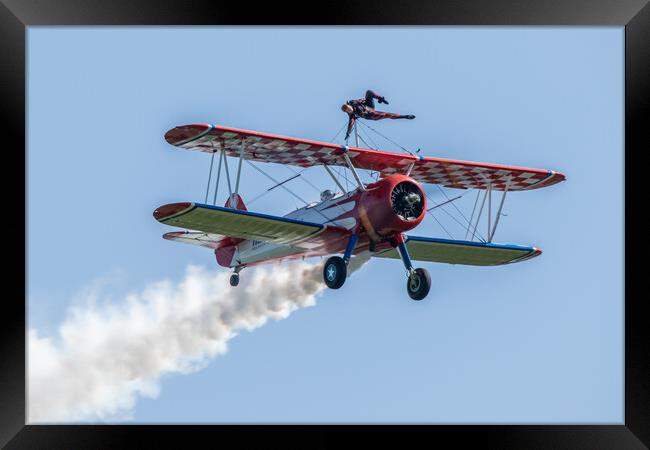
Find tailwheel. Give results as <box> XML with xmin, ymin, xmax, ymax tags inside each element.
<box><xmin>323</xmin><ymin>256</ymin><xmax>347</xmax><ymax>289</ymax></box>
<box><xmin>229</xmin><ymin>273</ymin><xmax>240</xmax><ymax>287</ymax></box>
<box><xmin>406</xmin><ymin>268</ymin><xmax>431</xmax><ymax>301</ymax></box>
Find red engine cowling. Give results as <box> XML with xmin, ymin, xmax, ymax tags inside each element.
<box><xmin>357</xmin><ymin>174</ymin><xmax>426</xmax><ymax>239</ymax></box>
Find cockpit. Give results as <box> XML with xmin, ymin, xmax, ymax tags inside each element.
<box><xmin>320</xmin><ymin>189</ymin><xmax>335</xmax><ymax>202</ymax></box>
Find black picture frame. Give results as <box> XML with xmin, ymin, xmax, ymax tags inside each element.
<box><xmin>3</xmin><ymin>1</ymin><xmax>647</xmax><ymax>448</ymax></box>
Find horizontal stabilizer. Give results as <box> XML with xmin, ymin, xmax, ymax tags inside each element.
<box><xmin>163</xmin><ymin>231</ymin><xmax>225</xmax><ymax>249</ymax></box>
<box><xmin>373</xmin><ymin>235</ymin><xmax>541</xmax><ymax>266</ymax></box>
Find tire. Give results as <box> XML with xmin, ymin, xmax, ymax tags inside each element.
<box><xmin>406</xmin><ymin>268</ymin><xmax>431</xmax><ymax>301</ymax></box>
<box><xmin>323</xmin><ymin>256</ymin><xmax>347</xmax><ymax>289</ymax></box>
<box><xmin>229</xmin><ymin>274</ymin><xmax>240</xmax><ymax>287</ymax></box>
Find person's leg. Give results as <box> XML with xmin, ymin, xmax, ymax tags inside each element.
<box><xmin>365</xmin><ymin>110</ymin><xmax>415</xmax><ymax>120</ymax></box>
<box><xmin>364</xmin><ymin>90</ymin><xmax>376</xmax><ymax>109</ymax></box>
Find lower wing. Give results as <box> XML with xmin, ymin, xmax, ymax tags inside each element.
<box><xmin>373</xmin><ymin>235</ymin><xmax>541</xmax><ymax>266</ymax></box>
<box><xmin>153</xmin><ymin>202</ymin><xmax>350</xmax><ymax>250</ymax></box>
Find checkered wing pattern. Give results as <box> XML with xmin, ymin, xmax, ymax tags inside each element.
<box><xmin>165</xmin><ymin>124</ymin><xmax>565</xmax><ymax>191</ymax></box>
<box><xmin>383</xmin><ymin>158</ymin><xmax>564</xmax><ymax>191</ymax></box>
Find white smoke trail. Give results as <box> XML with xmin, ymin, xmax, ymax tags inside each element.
<box><xmin>28</xmin><ymin>253</ymin><xmax>370</xmax><ymax>423</ymax></box>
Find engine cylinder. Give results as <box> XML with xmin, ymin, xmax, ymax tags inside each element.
<box><xmin>358</xmin><ymin>174</ymin><xmax>426</xmax><ymax>238</ymax></box>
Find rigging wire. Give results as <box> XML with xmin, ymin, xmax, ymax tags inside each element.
<box><xmin>328</xmin><ymin>120</ymin><xmax>348</xmax><ymax>143</ymax></box>
<box><xmin>435</xmin><ymin>184</ymin><xmax>475</xmax><ymax>230</ymax></box>
<box><xmin>356</xmin><ymin>131</ymin><xmax>373</xmax><ymax>149</ymax></box>
<box><xmin>357</xmin><ymin>120</ymin><xmax>415</xmax><ymax>156</ymax></box>
<box><xmin>470</xmin><ymin>189</ymin><xmax>488</xmax><ymax>243</ymax></box>
<box><xmin>246</xmin><ymin>160</ymin><xmax>309</xmax><ymax>206</ymax></box>
<box><xmin>358</xmin><ymin>125</ymin><xmax>380</xmax><ymax>150</ymax></box>
<box><xmin>343</xmin><ymin>117</ymin><xmax>494</xmax><ymax>242</ymax></box>
<box><xmin>335</xmin><ymin>165</ymin><xmax>355</xmax><ymax>190</ymax></box>
<box><xmin>335</xmin><ymin>165</ymin><xmax>349</xmax><ymax>192</ymax></box>
<box><xmin>245</xmin><ymin>160</ymin><xmax>344</xmax><ymax>226</ymax></box>
<box><xmin>357</xmin><ymin>119</ymin><xmax>495</xmax><ymax>242</ymax></box>
<box><xmin>355</xmin><ymin>131</ymin><xmax>380</xmax><ymax>182</ymax></box>
<box><xmin>427</xmin><ymin>210</ymin><xmax>454</xmax><ymax>239</ymax></box>
<box><xmin>424</xmin><ymin>190</ymin><xmax>486</xmax><ymax>242</ymax></box>
<box><xmin>286</xmin><ymin>165</ymin><xmax>322</xmax><ymax>194</ymax></box>
<box><xmin>322</xmin><ymin>118</ymin><xmax>357</xmax><ymax>193</ymax></box>
<box><xmin>247</xmin><ymin>190</ymin><xmax>272</xmax><ymax>206</ymax></box>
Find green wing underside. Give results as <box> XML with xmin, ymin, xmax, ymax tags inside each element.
<box><xmin>374</xmin><ymin>236</ymin><xmax>540</xmax><ymax>266</ymax></box>
<box><xmin>158</xmin><ymin>204</ymin><xmax>323</xmax><ymax>245</ymax></box>
<box><xmin>157</xmin><ymin>205</ymin><xmax>539</xmax><ymax>266</ymax></box>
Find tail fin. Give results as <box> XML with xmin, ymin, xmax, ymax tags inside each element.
<box><xmin>225</xmin><ymin>193</ymin><xmax>247</xmax><ymax>211</ymax></box>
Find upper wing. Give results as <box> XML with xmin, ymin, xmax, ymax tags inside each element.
<box><xmin>153</xmin><ymin>202</ymin><xmax>349</xmax><ymax>249</ymax></box>
<box><xmin>164</xmin><ymin>124</ymin><xmax>565</xmax><ymax>191</ymax></box>
<box><xmin>373</xmin><ymin>235</ymin><xmax>541</xmax><ymax>266</ymax></box>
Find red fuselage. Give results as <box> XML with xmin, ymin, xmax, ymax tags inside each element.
<box><xmin>216</xmin><ymin>174</ymin><xmax>427</xmax><ymax>268</ymax></box>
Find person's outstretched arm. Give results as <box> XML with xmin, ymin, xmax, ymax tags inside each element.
<box><xmin>345</xmin><ymin>114</ymin><xmax>356</xmax><ymax>140</ymax></box>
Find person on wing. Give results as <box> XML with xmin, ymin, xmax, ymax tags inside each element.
<box><xmin>341</xmin><ymin>89</ymin><xmax>415</xmax><ymax>140</ymax></box>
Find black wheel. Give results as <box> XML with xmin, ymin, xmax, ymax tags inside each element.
<box><xmin>229</xmin><ymin>273</ymin><xmax>239</xmax><ymax>287</ymax></box>
<box><xmin>406</xmin><ymin>268</ymin><xmax>431</xmax><ymax>300</ymax></box>
<box><xmin>323</xmin><ymin>256</ymin><xmax>347</xmax><ymax>289</ymax></box>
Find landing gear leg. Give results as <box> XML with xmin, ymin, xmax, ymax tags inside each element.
<box><xmin>394</xmin><ymin>234</ymin><xmax>431</xmax><ymax>301</ymax></box>
<box><xmin>230</xmin><ymin>266</ymin><xmax>242</xmax><ymax>287</ymax></box>
<box><xmin>323</xmin><ymin>234</ymin><xmax>359</xmax><ymax>289</ymax></box>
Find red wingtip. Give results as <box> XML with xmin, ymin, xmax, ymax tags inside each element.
<box><xmin>163</xmin><ymin>231</ymin><xmax>186</xmax><ymax>240</ymax></box>
<box><xmin>153</xmin><ymin>202</ymin><xmax>193</xmax><ymax>221</ymax></box>
<box><xmin>164</xmin><ymin>124</ymin><xmax>212</xmax><ymax>146</ymax></box>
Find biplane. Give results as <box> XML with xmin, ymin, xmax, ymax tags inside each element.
<box><xmin>154</xmin><ymin>122</ymin><xmax>565</xmax><ymax>300</ymax></box>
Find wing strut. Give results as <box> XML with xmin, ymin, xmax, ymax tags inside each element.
<box><xmin>204</xmin><ymin>149</ymin><xmax>216</xmax><ymax>204</ymax></box>
<box><xmin>471</xmin><ymin>188</ymin><xmax>488</xmax><ymax>242</ymax></box>
<box><xmin>487</xmin><ymin>184</ymin><xmax>492</xmax><ymax>241</ymax></box>
<box><xmin>341</xmin><ymin>146</ymin><xmax>365</xmax><ymax>191</ymax></box>
<box><xmin>488</xmin><ymin>182</ymin><xmax>509</xmax><ymax>242</ymax></box>
<box><xmin>465</xmin><ymin>189</ymin><xmax>482</xmax><ymax>240</ymax></box>
<box><xmin>467</xmin><ymin>180</ymin><xmax>510</xmax><ymax>243</ymax></box>
<box><xmin>222</xmin><ymin>145</ymin><xmax>233</xmax><ymax>200</ymax></box>
<box><xmin>211</xmin><ymin>148</ymin><xmax>224</xmax><ymax>205</ymax></box>
<box><xmin>231</xmin><ymin>138</ymin><xmax>245</xmax><ymax>208</ymax></box>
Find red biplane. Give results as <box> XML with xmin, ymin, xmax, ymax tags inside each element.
<box><xmin>154</xmin><ymin>123</ymin><xmax>565</xmax><ymax>300</ymax></box>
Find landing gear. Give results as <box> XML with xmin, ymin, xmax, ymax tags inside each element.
<box><xmin>323</xmin><ymin>234</ymin><xmax>359</xmax><ymax>289</ymax></box>
<box><xmin>394</xmin><ymin>233</ymin><xmax>431</xmax><ymax>301</ymax></box>
<box><xmin>406</xmin><ymin>268</ymin><xmax>431</xmax><ymax>301</ymax></box>
<box><xmin>323</xmin><ymin>256</ymin><xmax>347</xmax><ymax>289</ymax></box>
<box><xmin>230</xmin><ymin>266</ymin><xmax>242</xmax><ymax>287</ymax></box>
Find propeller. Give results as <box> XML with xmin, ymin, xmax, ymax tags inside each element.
<box><xmin>391</xmin><ymin>182</ymin><xmax>424</xmax><ymax>220</ymax></box>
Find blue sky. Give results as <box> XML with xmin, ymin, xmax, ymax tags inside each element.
<box><xmin>27</xmin><ymin>27</ymin><xmax>623</xmax><ymax>423</ymax></box>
